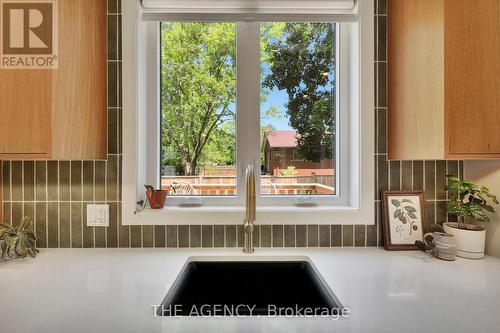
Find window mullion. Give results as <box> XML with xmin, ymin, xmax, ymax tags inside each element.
<box><xmin>236</xmin><ymin>22</ymin><xmax>261</xmax><ymax>205</ymax></box>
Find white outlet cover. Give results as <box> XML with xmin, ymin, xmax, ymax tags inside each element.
<box><xmin>87</xmin><ymin>204</ymin><xmax>109</xmax><ymax>227</ymax></box>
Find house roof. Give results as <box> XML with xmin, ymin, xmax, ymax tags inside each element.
<box><xmin>265</xmin><ymin>130</ymin><xmax>298</xmax><ymax>148</ymax></box>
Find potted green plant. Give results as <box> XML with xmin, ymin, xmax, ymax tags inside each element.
<box><xmin>443</xmin><ymin>175</ymin><xmax>499</xmax><ymax>259</ymax></box>
<box><xmin>0</xmin><ymin>217</ymin><xmax>39</xmax><ymax>260</ymax></box>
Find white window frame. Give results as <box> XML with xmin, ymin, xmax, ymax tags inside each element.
<box><xmin>122</xmin><ymin>0</ymin><xmax>374</xmax><ymax>225</ymax></box>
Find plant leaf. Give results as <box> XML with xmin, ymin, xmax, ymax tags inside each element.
<box><xmin>430</xmin><ymin>224</ymin><xmax>445</xmax><ymax>233</ymax></box>
<box><xmin>404</xmin><ymin>206</ymin><xmax>417</xmax><ymax>213</ymax></box>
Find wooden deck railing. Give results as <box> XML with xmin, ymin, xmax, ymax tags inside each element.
<box><xmin>161</xmin><ymin>176</ymin><xmax>335</xmax><ymax>195</ymax></box>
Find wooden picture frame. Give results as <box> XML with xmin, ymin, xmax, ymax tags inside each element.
<box><xmin>381</xmin><ymin>191</ymin><xmax>427</xmax><ymax>250</ymax></box>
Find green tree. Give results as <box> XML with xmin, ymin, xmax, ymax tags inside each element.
<box><xmin>161</xmin><ymin>22</ymin><xmax>236</xmax><ymax>175</ymax></box>
<box><xmin>262</xmin><ymin>23</ymin><xmax>335</xmax><ymax>162</ymax></box>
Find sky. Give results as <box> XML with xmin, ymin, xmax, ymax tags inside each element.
<box><xmin>260</xmin><ymin>88</ymin><xmax>293</xmax><ymax>131</ymax></box>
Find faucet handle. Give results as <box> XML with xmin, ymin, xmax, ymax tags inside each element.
<box><xmin>244</xmin><ymin>221</ymin><xmax>254</xmax><ymax>233</ymax></box>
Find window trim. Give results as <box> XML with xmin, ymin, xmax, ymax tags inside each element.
<box><xmin>122</xmin><ymin>0</ymin><xmax>374</xmax><ymax>225</ymax></box>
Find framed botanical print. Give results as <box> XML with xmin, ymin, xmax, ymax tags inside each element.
<box><xmin>381</xmin><ymin>191</ymin><xmax>427</xmax><ymax>250</ymax></box>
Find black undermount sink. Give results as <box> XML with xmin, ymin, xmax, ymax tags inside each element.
<box><xmin>157</xmin><ymin>258</ymin><xmax>342</xmax><ymax>316</ymax></box>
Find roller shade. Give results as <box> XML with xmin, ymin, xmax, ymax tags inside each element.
<box><xmin>141</xmin><ymin>0</ymin><xmax>357</xmax><ymax>21</ymax></box>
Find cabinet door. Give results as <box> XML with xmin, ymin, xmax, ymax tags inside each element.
<box><xmin>0</xmin><ymin>70</ymin><xmax>51</xmax><ymax>158</ymax></box>
<box><xmin>51</xmin><ymin>0</ymin><xmax>107</xmax><ymax>159</ymax></box>
<box><xmin>388</xmin><ymin>0</ymin><xmax>445</xmax><ymax>160</ymax></box>
<box><xmin>445</xmin><ymin>0</ymin><xmax>500</xmax><ymax>158</ymax></box>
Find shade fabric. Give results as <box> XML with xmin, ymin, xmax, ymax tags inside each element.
<box><xmin>141</xmin><ymin>0</ymin><xmax>357</xmax><ymax>16</ymax></box>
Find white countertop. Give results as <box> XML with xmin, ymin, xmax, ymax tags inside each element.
<box><xmin>1</xmin><ymin>248</ymin><xmax>500</xmax><ymax>333</ymax></box>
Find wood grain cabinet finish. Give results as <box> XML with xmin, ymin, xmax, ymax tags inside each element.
<box><xmin>0</xmin><ymin>0</ymin><xmax>107</xmax><ymax>160</ymax></box>
<box><xmin>388</xmin><ymin>0</ymin><xmax>500</xmax><ymax>160</ymax></box>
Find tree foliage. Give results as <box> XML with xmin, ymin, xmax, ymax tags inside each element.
<box><xmin>262</xmin><ymin>23</ymin><xmax>335</xmax><ymax>162</ymax></box>
<box><xmin>160</xmin><ymin>22</ymin><xmax>335</xmax><ymax>175</ymax></box>
<box><xmin>161</xmin><ymin>22</ymin><xmax>236</xmax><ymax>175</ymax></box>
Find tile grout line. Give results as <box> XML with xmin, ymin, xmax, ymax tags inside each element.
<box><xmin>69</xmin><ymin>162</ymin><xmax>72</xmax><ymax>248</ymax></box>
<box><xmin>22</xmin><ymin>161</ymin><xmax>24</xmax><ymax>219</ymax></box>
<box><xmin>81</xmin><ymin>162</ymin><xmax>84</xmax><ymax>247</ymax></box>
<box><xmin>294</xmin><ymin>225</ymin><xmax>297</xmax><ymax>248</ymax></box>
<box><xmin>9</xmin><ymin>161</ymin><xmax>12</xmax><ymax>226</ymax></box>
<box><xmin>176</xmin><ymin>225</ymin><xmax>179</xmax><ymax>248</ymax></box>
<box><xmin>115</xmin><ymin>10</ymin><xmax>121</xmax><ymax>249</ymax></box>
<box><xmin>199</xmin><ymin>225</ymin><xmax>202</xmax><ymax>248</ymax></box>
<box><xmin>341</xmin><ymin>225</ymin><xmax>343</xmax><ymax>246</ymax></box>
<box><xmin>316</xmin><ymin>224</ymin><xmax>319</xmax><ymax>248</ymax></box>
<box><xmin>104</xmin><ymin>160</ymin><xmax>108</xmax><ymax>248</ymax></box>
<box><xmin>167</xmin><ymin>226</ymin><xmax>171</xmax><ymax>248</ymax></box>
<box><xmin>33</xmin><ymin>162</ymin><xmax>37</xmax><ymax>248</ymax></box>
<box><xmin>283</xmin><ymin>225</ymin><xmax>285</xmax><ymax>248</ymax></box>
<box><xmin>45</xmin><ymin>162</ymin><xmax>48</xmax><ymax>247</ymax></box>
<box><xmin>57</xmin><ymin>162</ymin><xmax>60</xmax><ymax>248</ymax></box>
<box><xmin>93</xmin><ymin>161</ymin><xmax>96</xmax><ymax>248</ymax></box>
<box><xmin>434</xmin><ymin>160</ymin><xmax>437</xmax><ymax>224</ymax></box>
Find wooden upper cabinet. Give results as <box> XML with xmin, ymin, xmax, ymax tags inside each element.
<box><xmin>0</xmin><ymin>70</ymin><xmax>52</xmax><ymax>158</ymax></box>
<box><xmin>0</xmin><ymin>0</ymin><xmax>107</xmax><ymax>160</ymax></box>
<box><xmin>388</xmin><ymin>0</ymin><xmax>500</xmax><ymax>160</ymax></box>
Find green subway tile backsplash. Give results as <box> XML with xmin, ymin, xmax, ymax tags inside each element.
<box><xmin>35</xmin><ymin>161</ymin><xmax>46</xmax><ymax>201</ymax></box>
<box><xmin>71</xmin><ymin>202</ymin><xmax>83</xmax><ymax>248</ymax></box>
<box><xmin>425</xmin><ymin>161</ymin><xmax>436</xmax><ymax>200</ymax></box>
<box><xmin>107</xmin><ymin>202</ymin><xmax>119</xmax><ymax>248</ymax></box>
<box><xmin>35</xmin><ymin>202</ymin><xmax>46</xmax><ymax>248</ymax></box>
<box><xmin>178</xmin><ymin>225</ymin><xmax>189</xmax><ymax>248</ymax></box>
<box><xmin>319</xmin><ymin>225</ymin><xmax>330</xmax><ymax>247</ymax></box>
<box><xmin>331</xmin><ymin>225</ymin><xmax>342</xmax><ymax>247</ymax></box>
<box><xmin>284</xmin><ymin>225</ymin><xmax>295</xmax><ymax>247</ymax></box>
<box><xmin>166</xmin><ymin>225</ymin><xmax>178</xmax><ymax>248</ymax></box>
<box><xmin>401</xmin><ymin>161</ymin><xmax>412</xmax><ymax>190</ymax></box>
<box><xmin>342</xmin><ymin>226</ymin><xmax>354</xmax><ymax>247</ymax></box>
<box><xmin>11</xmin><ymin>161</ymin><xmax>22</xmax><ymax>201</ymax></box>
<box><xmin>59</xmin><ymin>161</ymin><xmax>70</xmax><ymax>201</ymax></box>
<box><xmin>23</xmin><ymin>161</ymin><xmax>34</xmax><ymax>201</ymax></box>
<box><xmin>201</xmin><ymin>225</ymin><xmax>213</xmax><ymax>248</ymax></box>
<box><xmin>436</xmin><ymin>161</ymin><xmax>447</xmax><ymax>200</ymax></box>
<box><xmin>272</xmin><ymin>225</ymin><xmax>284</xmax><ymax>247</ymax></box>
<box><xmin>11</xmin><ymin>202</ymin><xmax>21</xmax><ymax>227</ymax></box>
<box><xmin>70</xmin><ymin>161</ymin><xmax>82</xmax><ymax>201</ymax></box>
<box><xmin>190</xmin><ymin>225</ymin><xmax>201</xmax><ymax>248</ymax></box>
<box><xmin>142</xmin><ymin>225</ymin><xmax>154</xmax><ymax>248</ymax></box>
<box><xmin>389</xmin><ymin>160</ymin><xmax>401</xmax><ymax>190</ymax></box>
<box><xmin>94</xmin><ymin>161</ymin><xmax>106</xmax><ymax>202</ymax></box>
<box><xmin>355</xmin><ymin>226</ymin><xmax>366</xmax><ymax>247</ymax></box>
<box><xmin>0</xmin><ymin>0</ymin><xmax>462</xmax><ymax>249</ymax></box>
<box><xmin>94</xmin><ymin>222</ymin><xmax>106</xmax><ymax>248</ymax></box>
<box><xmin>82</xmin><ymin>161</ymin><xmax>94</xmax><ymax>201</ymax></box>
<box><xmin>47</xmin><ymin>161</ymin><xmax>58</xmax><ymax>201</ymax></box>
<box><xmin>260</xmin><ymin>225</ymin><xmax>271</xmax><ymax>247</ymax></box>
<box><xmin>2</xmin><ymin>162</ymin><xmax>10</xmax><ymax>201</ymax></box>
<box><xmin>47</xmin><ymin>202</ymin><xmax>58</xmax><ymax>248</ymax></box>
<box><xmin>155</xmin><ymin>225</ymin><xmax>166</xmax><ymax>247</ymax></box>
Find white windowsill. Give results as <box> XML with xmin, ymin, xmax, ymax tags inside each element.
<box><xmin>131</xmin><ymin>205</ymin><xmax>372</xmax><ymax>225</ymax></box>
<box><xmin>143</xmin><ymin>205</ymin><xmax>360</xmax><ymax>213</ymax></box>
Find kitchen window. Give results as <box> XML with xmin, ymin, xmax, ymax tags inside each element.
<box><xmin>122</xmin><ymin>0</ymin><xmax>374</xmax><ymax>225</ymax></box>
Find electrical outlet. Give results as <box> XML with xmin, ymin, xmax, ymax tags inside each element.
<box><xmin>86</xmin><ymin>204</ymin><xmax>109</xmax><ymax>227</ymax></box>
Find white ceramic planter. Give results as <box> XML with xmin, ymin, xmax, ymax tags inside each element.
<box><xmin>443</xmin><ymin>222</ymin><xmax>486</xmax><ymax>259</ymax></box>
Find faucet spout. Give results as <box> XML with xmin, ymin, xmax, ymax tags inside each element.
<box><xmin>243</xmin><ymin>164</ymin><xmax>256</xmax><ymax>254</ymax></box>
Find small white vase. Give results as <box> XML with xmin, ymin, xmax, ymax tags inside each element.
<box><xmin>443</xmin><ymin>222</ymin><xmax>486</xmax><ymax>259</ymax></box>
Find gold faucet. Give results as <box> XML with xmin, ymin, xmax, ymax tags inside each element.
<box><xmin>243</xmin><ymin>164</ymin><xmax>256</xmax><ymax>254</ymax></box>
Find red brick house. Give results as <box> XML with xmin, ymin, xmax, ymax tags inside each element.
<box><xmin>262</xmin><ymin>130</ymin><xmax>334</xmax><ymax>176</ymax></box>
